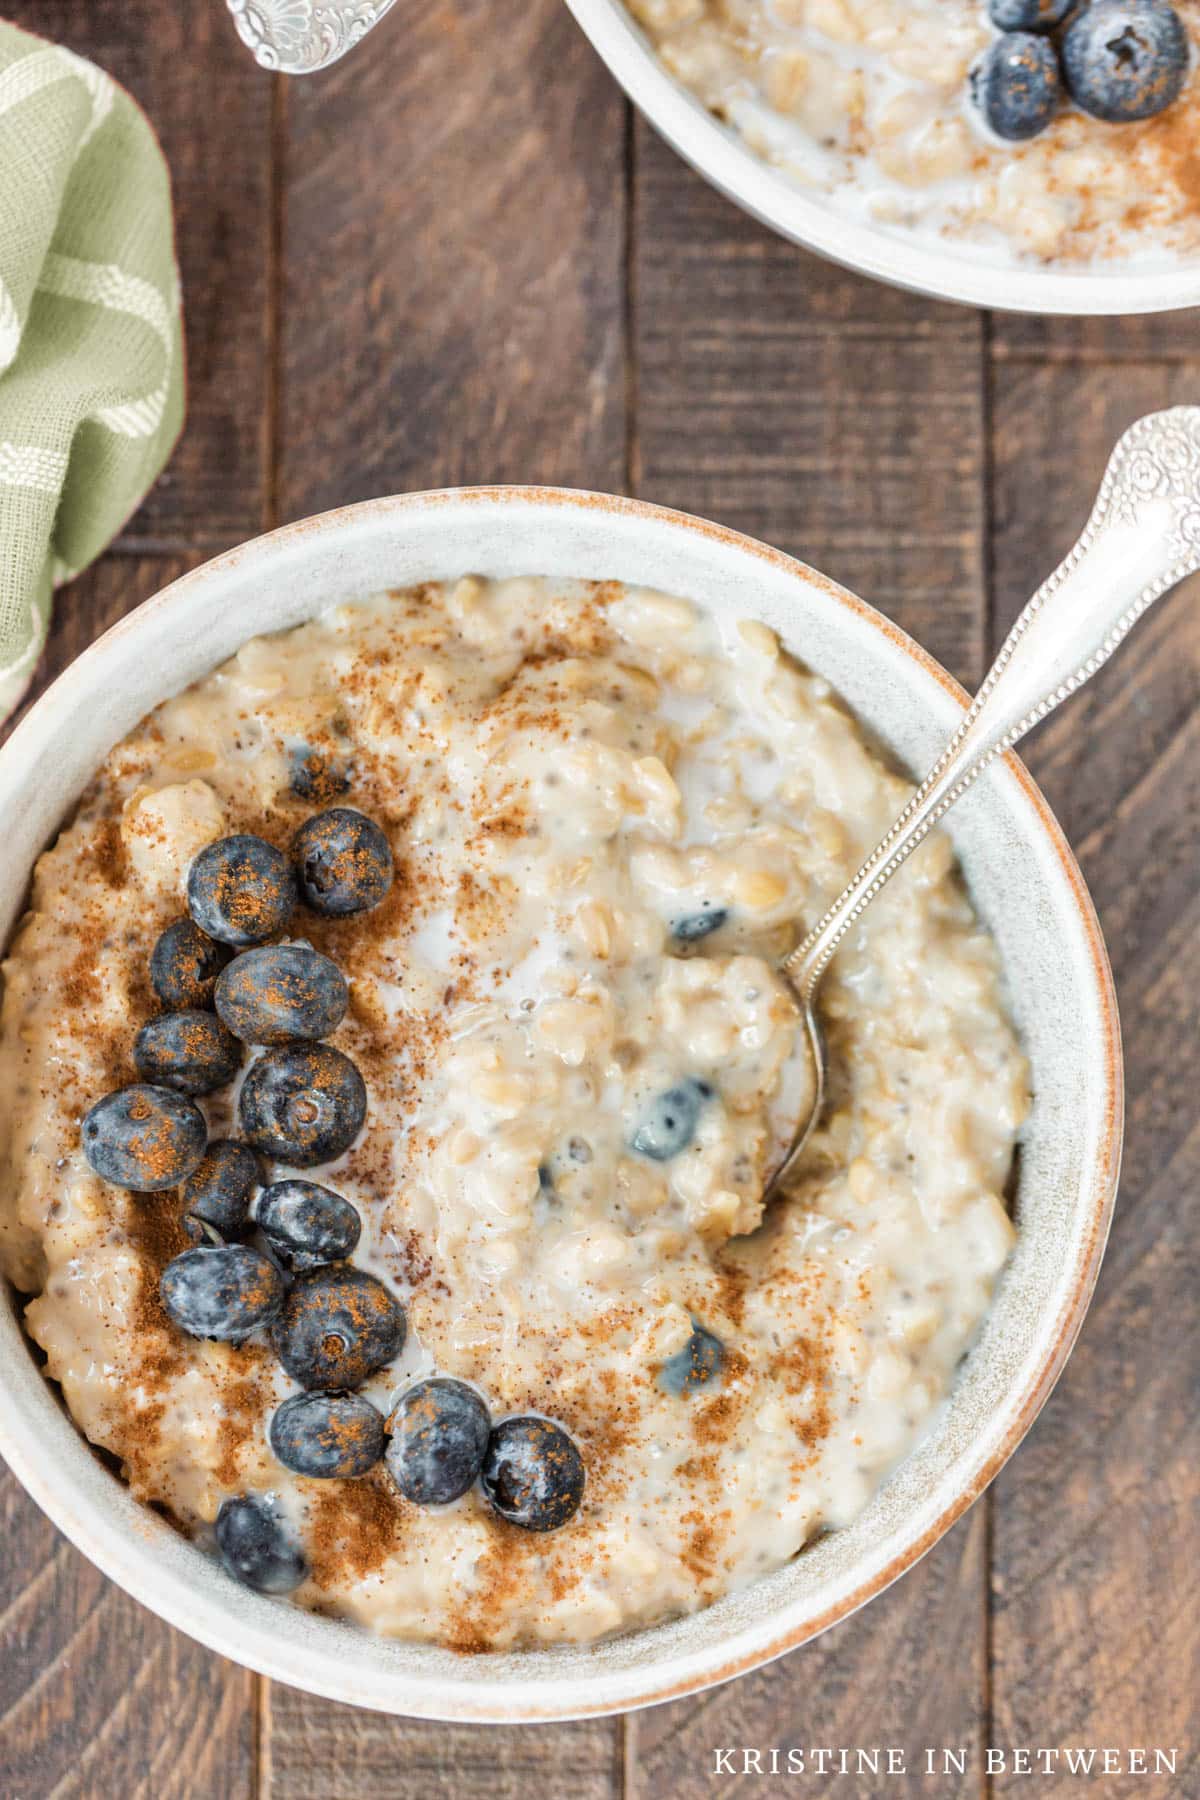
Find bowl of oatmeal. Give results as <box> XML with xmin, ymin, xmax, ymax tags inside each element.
<box><xmin>565</xmin><ymin>0</ymin><xmax>1200</xmax><ymax>311</ymax></box>
<box><xmin>0</xmin><ymin>488</ymin><xmax>1120</xmax><ymax>1718</ymax></box>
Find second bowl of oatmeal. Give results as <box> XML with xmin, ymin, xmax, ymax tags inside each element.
<box><xmin>565</xmin><ymin>0</ymin><xmax>1200</xmax><ymax>312</ymax></box>
<box><xmin>0</xmin><ymin>488</ymin><xmax>1120</xmax><ymax>1718</ymax></box>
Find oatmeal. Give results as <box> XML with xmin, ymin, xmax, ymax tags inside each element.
<box><xmin>625</xmin><ymin>0</ymin><xmax>1200</xmax><ymax>264</ymax></box>
<box><xmin>0</xmin><ymin>578</ymin><xmax>1027</xmax><ymax>1649</ymax></box>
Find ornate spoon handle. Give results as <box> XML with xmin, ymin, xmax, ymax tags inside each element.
<box><xmin>226</xmin><ymin>0</ymin><xmax>399</xmax><ymax>73</ymax></box>
<box><xmin>783</xmin><ymin>407</ymin><xmax>1200</xmax><ymax>997</ymax></box>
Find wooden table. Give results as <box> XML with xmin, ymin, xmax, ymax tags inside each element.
<box><xmin>1</xmin><ymin>3</ymin><xmax>1196</xmax><ymax>1795</ymax></box>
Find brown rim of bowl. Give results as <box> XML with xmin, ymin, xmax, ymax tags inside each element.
<box><xmin>0</xmin><ymin>485</ymin><xmax>1123</xmax><ymax>1717</ymax></box>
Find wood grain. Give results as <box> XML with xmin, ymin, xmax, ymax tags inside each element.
<box><xmin>630</xmin><ymin>1522</ymin><xmax>989</xmax><ymax>1800</ymax></box>
<box><xmin>632</xmin><ymin>125</ymin><xmax>985</xmax><ymax>687</ymax></box>
<box><xmin>626</xmin><ymin>124</ymin><xmax>992</xmax><ymax>1799</ymax></box>
<box><xmin>0</xmin><ymin>1457</ymin><xmax>255</xmax><ymax>1800</ymax></box>
<box><xmin>5</xmin><ymin>0</ymin><xmax>274</xmax><ymax>548</ymax></box>
<box><xmin>276</xmin><ymin>0</ymin><xmax>627</xmax><ymax>517</ymax></box>
<box><xmin>990</xmin><ymin>308</ymin><xmax>1200</xmax><ymax>363</ymax></box>
<box><xmin>987</xmin><ymin>354</ymin><xmax>1200</xmax><ymax>1797</ymax></box>
<box><xmin>263</xmin><ymin>1688</ymin><xmax>621</xmax><ymax>1799</ymax></box>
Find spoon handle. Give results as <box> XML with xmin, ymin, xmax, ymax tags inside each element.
<box><xmin>783</xmin><ymin>406</ymin><xmax>1200</xmax><ymax>997</ymax></box>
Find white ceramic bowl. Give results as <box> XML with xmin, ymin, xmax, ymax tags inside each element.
<box><xmin>564</xmin><ymin>0</ymin><xmax>1200</xmax><ymax>315</ymax></box>
<box><xmin>0</xmin><ymin>488</ymin><xmax>1121</xmax><ymax>1720</ymax></box>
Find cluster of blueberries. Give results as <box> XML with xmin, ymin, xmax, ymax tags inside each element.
<box><xmin>78</xmin><ymin>806</ymin><xmax>585</xmax><ymax>1595</ymax></box>
<box><xmin>973</xmin><ymin>0</ymin><xmax>1188</xmax><ymax>142</ymax></box>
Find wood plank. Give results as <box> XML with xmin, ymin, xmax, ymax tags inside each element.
<box><xmin>276</xmin><ymin>0</ymin><xmax>627</xmax><ymax>517</ymax></box>
<box><xmin>632</xmin><ymin>1521</ymin><xmax>988</xmax><ymax>1800</ymax></box>
<box><xmin>264</xmin><ymin>1687</ymin><xmax>621</xmax><ymax>1799</ymax></box>
<box><xmin>3</xmin><ymin>0</ymin><xmax>274</xmax><ymax>547</ymax></box>
<box><xmin>988</xmin><ymin>358</ymin><xmax>1200</xmax><ymax>1789</ymax></box>
<box><xmin>0</xmin><ymin>1468</ymin><xmax>254</xmax><ymax>1800</ymax></box>
<box><xmin>0</xmin><ymin>1465</ymin><xmax>256</xmax><ymax>1800</ymax></box>
<box><xmin>263</xmin><ymin>0</ymin><xmax>629</xmax><ymax>1784</ymax></box>
<box><xmin>627</xmin><ymin>124</ymin><xmax>990</xmax><ymax>1798</ymax></box>
<box><xmin>991</xmin><ymin>307</ymin><xmax>1200</xmax><ymax>362</ymax></box>
<box><xmin>632</xmin><ymin>125</ymin><xmax>984</xmax><ymax>687</ymax></box>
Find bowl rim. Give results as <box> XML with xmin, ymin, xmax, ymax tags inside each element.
<box><xmin>563</xmin><ymin>0</ymin><xmax>1200</xmax><ymax>316</ymax></box>
<box><xmin>0</xmin><ymin>485</ymin><xmax>1124</xmax><ymax>1719</ymax></box>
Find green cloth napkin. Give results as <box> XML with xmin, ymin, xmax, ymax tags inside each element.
<box><xmin>0</xmin><ymin>20</ymin><xmax>184</xmax><ymax>717</ymax></box>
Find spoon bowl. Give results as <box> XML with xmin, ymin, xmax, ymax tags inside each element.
<box><xmin>767</xmin><ymin>406</ymin><xmax>1200</xmax><ymax>1199</ymax></box>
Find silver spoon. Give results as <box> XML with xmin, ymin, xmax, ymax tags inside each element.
<box><xmin>768</xmin><ymin>406</ymin><xmax>1200</xmax><ymax>1199</ymax></box>
<box><xmin>226</xmin><ymin>0</ymin><xmax>398</xmax><ymax>73</ymax></box>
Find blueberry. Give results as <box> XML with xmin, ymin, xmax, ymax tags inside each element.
<box><xmin>181</xmin><ymin>1140</ymin><xmax>261</xmax><ymax>1242</ymax></box>
<box><xmin>385</xmin><ymin>1378</ymin><xmax>491</xmax><ymax>1505</ymax></box>
<box><xmin>150</xmin><ymin>919</ymin><xmax>232</xmax><ymax>1009</ymax></box>
<box><xmin>988</xmin><ymin>0</ymin><xmax>1073</xmax><ymax>29</ymax></box>
<box><xmin>974</xmin><ymin>31</ymin><xmax>1062</xmax><ymax>139</ymax></box>
<box><xmin>292</xmin><ymin>809</ymin><xmax>393</xmax><ymax>917</ymax></box>
<box><xmin>133</xmin><ymin>1009</ymin><xmax>243</xmax><ymax>1097</ymax></box>
<box><xmin>288</xmin><ymin>741</ymin><xmax>352</xmax><ymax>802</ymax></box>
<box><xmin>238</xmin><ymin>1042</ymin><xmax>366</xmax><ymax>1166</ymax></box>
<box><xmin>481</xmin><ymin>1416</ymin><xmax>585</xmax><ymax>1532</ymax></box>
<box><xmin>630</xmin><ymin>1078</ymin><xmax>713</xmax><ymax>1161</ymax></box>
<box><xmin>82</xmin><ymin>1084</ymin><xmax>207</xmax><ymax>1191</ymax></box>
<box><xmin>659</xmin><ymin>1321</ymin><xmax>724</xmax><ymax>1395</ymax></box>
<box><xmin>269</xmin><ymin>1390</ymin><xmax>385</xmax><ymax>1478</ymax></box>
<box><xmin>256</xmin><ymin>1180</ymin><xmax>361</xmax><ymax>1271</ymax></box>
<box><xmin>1062</xmin><ymin>0</ymin><xmax>1188</xmax><ymax>121</ymax></box>
<box><xmin>672</xmin><ymin>905</ymin><xmax>728</xmax><ymax>944</ymax></box>
<box><xmin>215</xmin><ymin>1494</ymin><xmax>307</xmax><ymax>1593</ymax></box>
<box><xmin>187</xmin><ymin>834</ymin><xmax>297</xmax><ymax>948</ymax></box>
<box><xmin>160</xmin><ymin>1244</ymin><xmax>284</xmax><ymax>1342</ymax></box>
<box><xmin>215</xmin><ymin>944</ymin><xmax>349</xmax><ymax>1047</ymax></box>
<box><xmin>273</xmin><ymin>1266</ymin><xmax>405</xmax><ymax>1389</ymax></box>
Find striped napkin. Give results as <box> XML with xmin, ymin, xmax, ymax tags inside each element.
<box><xmin>0</xmin><ymin>21</ymin><xmax>185</xmax><ymax>718</ymax></box>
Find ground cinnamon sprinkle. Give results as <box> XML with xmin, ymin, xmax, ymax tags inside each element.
<box><xmin>390</xmin><ymin>1230</ymin><xmax>435</xmax><ymax>1288</ymax></box>
<box><xmin>679</xmin><ymin>1508</ymin><xmax>719</xmax><ymax>1585</ymax></box>
<box><xmin>772</xmin><ymin>1332</ymin><xmax>833</xmax><ymax>1451</ymax></box>
<box><xmin>690</xmin><ymin>1385</ymin><xmax>742</xmax><ymax>1448</ymax></box>
<box><xmin>59</xmin><ymin>929</ymin><xmax>105</xmax><ymax>1014</ymax></box>
<box><xmin>213</xmin><ymin>1365</ymin><xmax>270</xmax><ymax>1488</ymax></box>
<box><xmin>125</xmin><ymin>1191</ymin><xmax>191</xmax><ymax>1272</ymax></box>
<box><xmin>474</xmin><ymin>794</ymin><xmax>529</xmax><ymax>839</ymax></box>
<box><xmin>1144</xmin><ymin>104</ymin><xmax>1200</xmax><ymax>217</ymax></box>
<box><xmin>306</xmin><ymin>1471</ymin><xmax>408</xmax><ymax>1587</ymax></box>
<box><xmin>439</xmin><ymin>1506</ymin><xmax>593</xmax><ymax>1654</ymax></box>
<box><xmin>54</xmin><ymin>876</ymin><xmax>133</xmax><ymax>1104</ymax></box>
<box><xmin>90</xmin><ymin>818</ymin><xmax>128</xmax><ymax>891</ymax></box>
<box><xmin>713</xmin><ymin>1257</ymin><xmax>750</xmax><ymax>1327</ymax></box>
<box><xmin>453</xmin><ymin>868</ymin><xmax>518</xmax><ymax>943</ymax></box>
<box><xmin>108</xmin><ymin>1396</ymin><xmax>168</xmax><ymax>1498</ymax></box>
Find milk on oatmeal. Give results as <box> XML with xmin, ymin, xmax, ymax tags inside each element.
<box><xmin>625</xmin><ymin>0</ymin><xmax>1200</xmax><ymax>265</ymax></box>
<box><xmin>0</xmin><ymin>577</ymin><xmax>1027</xmax><ymax>1649</ymax></box>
